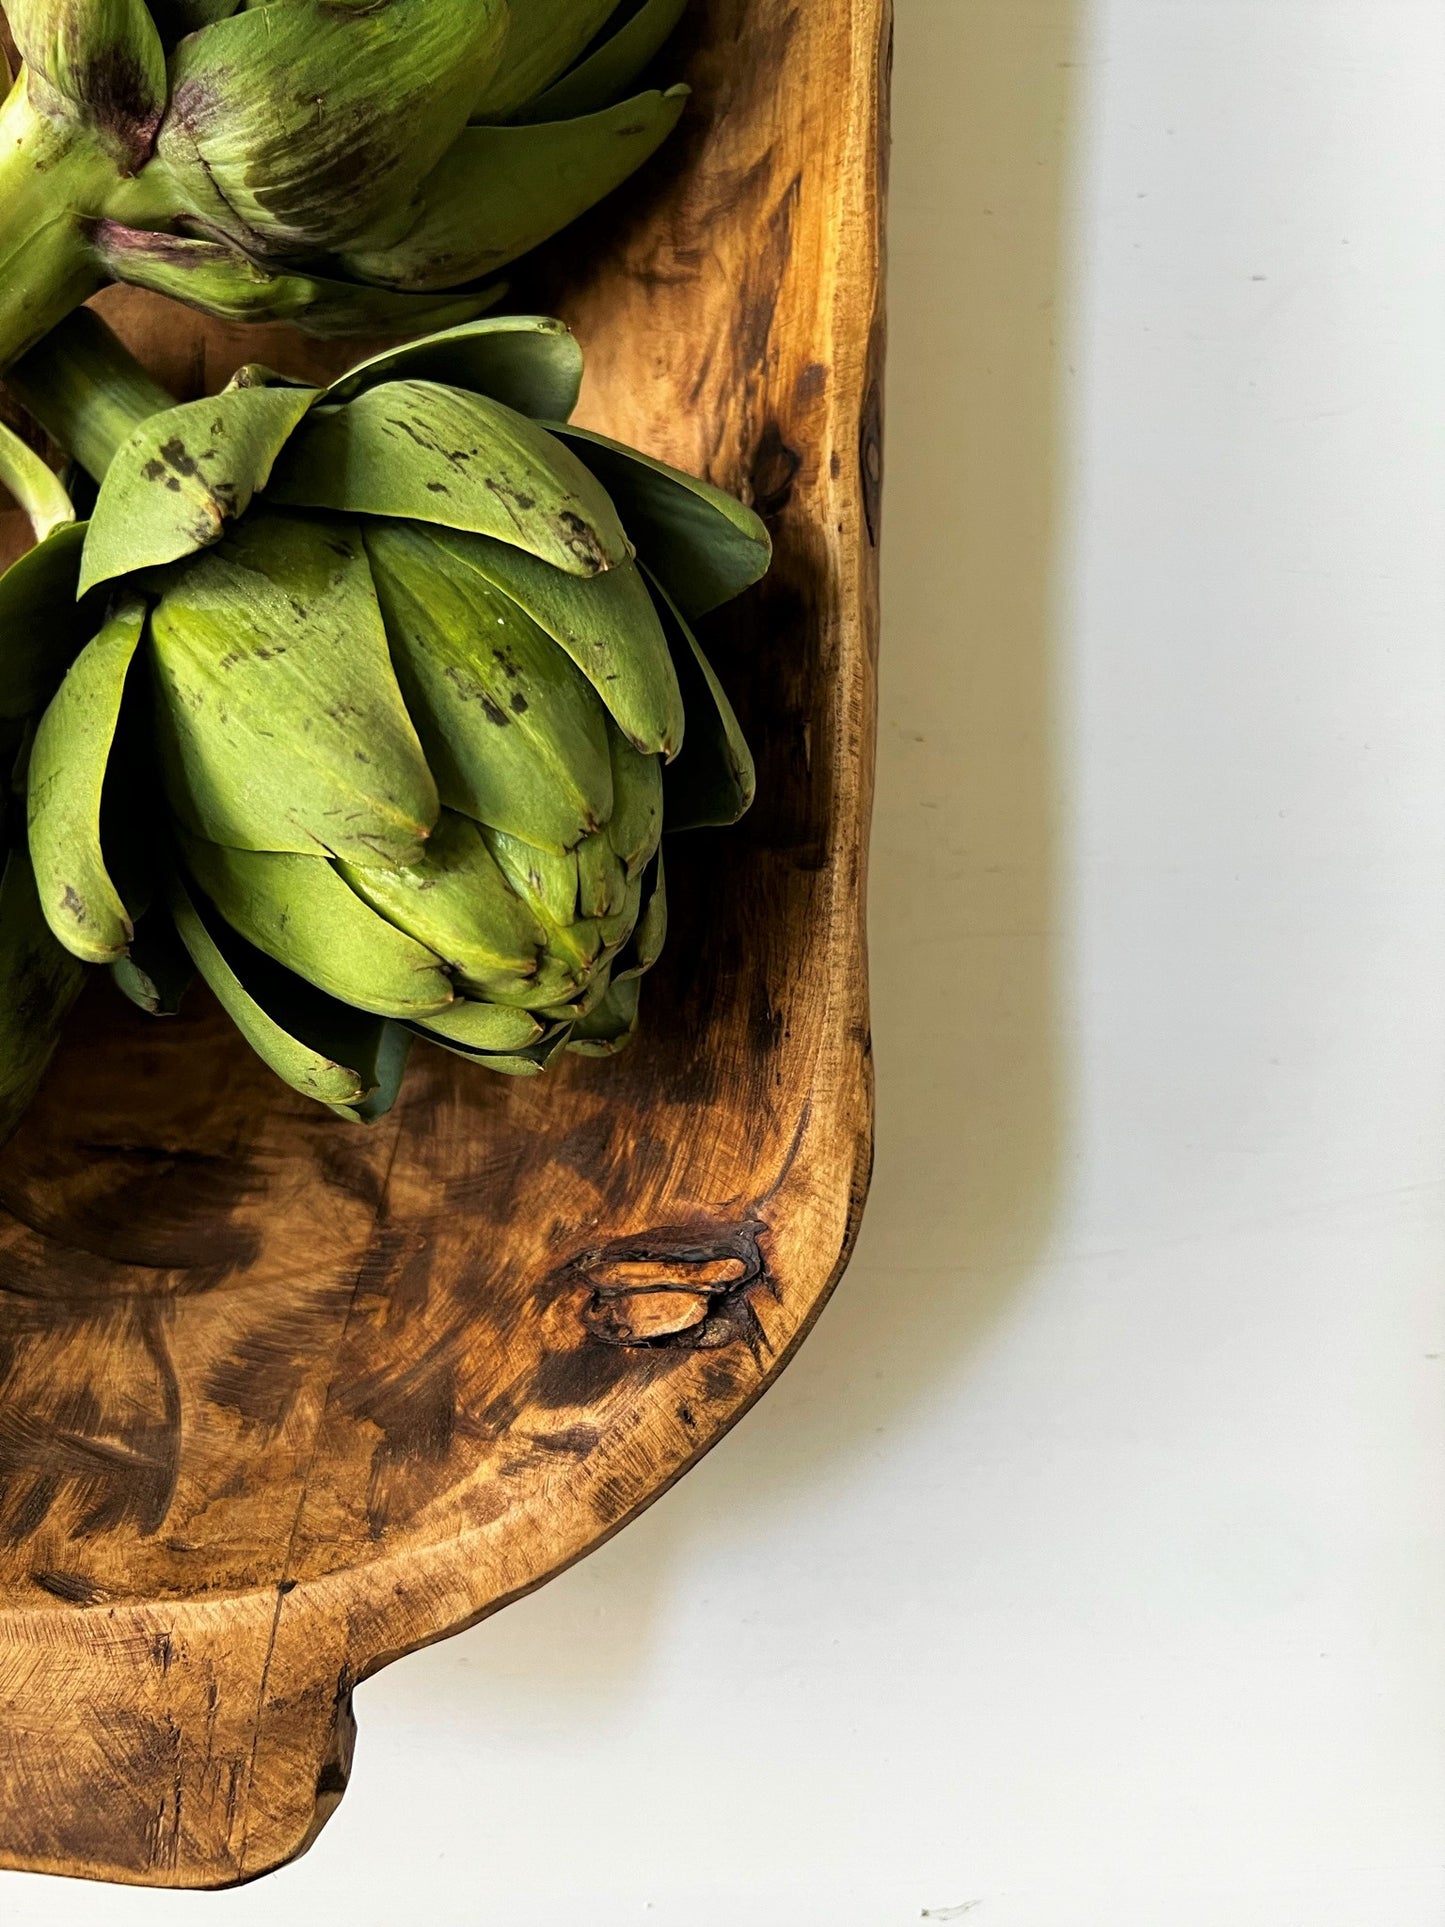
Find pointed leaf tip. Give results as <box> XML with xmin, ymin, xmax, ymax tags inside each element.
<box><xmin>79</xmin><ymin>385</ymin><xmax>320</xmax><ymax>595</ymax></box>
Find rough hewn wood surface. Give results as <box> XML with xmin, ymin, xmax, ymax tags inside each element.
<box><xmin>0</xmin><ymin>0</ymin><xmax>887</xmax><ymax>1886</ymax></box>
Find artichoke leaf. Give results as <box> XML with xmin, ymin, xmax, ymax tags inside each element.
<box><xmin>322</xmin><ymin>316</ymin><xmax>583</xmax><ymax>422</ymax></box>
<box><xmin>157</xmin><ymin>0</ymin><xmax>510</xmax><ymax>256</ymax></box>
<box><xmin>0</xmin><ymin>841</ymin><xmax>85</xmax><ymax>1148</ymax></box>
<box><xmin>26</xmin><ymin>594</ymin><xmax>144</xmax><ymax>963</ymax></box>
<box><xmin>111</xmin><ymin>904</ymin><xmax>194</xmax><ymax>1014</ymax></box>
<box><xmin>526</xmin><ymin>0</ymin><xmax>690</xmax><ymax>123</ymax></box>
<box><xmin>90</xmin><ymin>223</ymin><xmax>505</xmax><ymax>339</ymax></box>
<box><xmin>80</xmin><ymin>384</ymin><xmax>320</xmax><ymax>594</ymax></box>
<box><xmin>566</xmin><ymin>974</ymin><xmax>641</xmax><ymax>1055</ymax></box>
<box><xmin>482</xmin><ymin>827</ymin><xmax>580</xmax><ymax>932</ymax></box>
<box><xmin>180</xmin><ymin>835</ymin><xmax>454</xmax><ymax>1021</ymax></box>
<box><xmin>336</xmin><ymin>808</ymin><xmax>546</xmax><ymax>998</ymax></box>
<box><xmin>646</xmin><ymin>570</ymin><xmax>756</xmax><ymax>829</ymax></box>
<box><xmin>611</xmin><ymin>846</ymin><xmax>667</xmax><ymax>982</ymax></box>
<box><xmin>364</xmin><ymin>520</ymin><xmax>615</xmax><ymax>855</ymax></box>
<box><xmin>342</xmin><ymin>88</ymin><xmax>688</xmax><ymax>290</ymax></box>
<box><xmin>415</xmin><ymin>999</ymin><xmax>544</xmax><ymax>1053</ymax></box>
<box><xmin>413</xmin><ymin>1020</ymin><xmax>573</xmax><ymax>1078</ymax></box>
<box><xmin>467</xmin><ymin>0</ymin><xmax>622</xmax><ymax>121</ymax></box>
<box><xmin>605</xmin><ymin>728</ymin><xmax>664</xmax><ymax>877</ymax></box>
<box><xmin>149</xmin><ymin>514</ymin><xmax>437</xmax><ymax>869</ymax></box>
<box><xmin>433</xmin><ymin>528</ymin><xmax>683</xmax><ymax>756</ymax></box>
<box><xmin>550</xmin><ymin>423</ymin><xmax>771</xmax><ymax>618</ymax></box>
<box><xmin>269</xmin><ymin>380</ymin><xmax>628</xmax><ymax>575</ymax></box>
<box><xmin>170</xmin><ymin>869</ymin><xmax>410</xmax><ymax>1119</ymax></box>
<box><xmin>596</xmin><ymin>869</ymin><xmax>644</xmax><ymax>955</ymax></box>
<box><xmin>8</xmin><ymin>0</ymin><xmax>165</xmax><ymax>168</ymax></box>
<box><xmin>575</xmin><ymin>822</ymin><xmax>628</xmax><ymax>920</ymax></box>
<box><xmin>478</xmin><ymin>826</ymin><xmax>619</xmax><ymax>997</ymax></box>
<box><xmin>479</xmin><ymin>823</ymin><xmax>634</xmax><ymax>987</ymax></box>
<box><xmin>331</xmin><ymin>1019</ymin><xmax>412</xmax><ymax>1124</ymax></box>
<box><xmin>0</xmin><ymin>520</ymin><xmax>95</xmax><ymax>720</ymax></box>
<box><xmin>537</xmin><ymin>959</ymin><xmax>614</xmax><ymax>1023</ymax></box>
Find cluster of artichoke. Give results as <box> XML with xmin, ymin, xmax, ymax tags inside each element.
<box><xmin>0</xmin><ymin>1</ymin><xmax>768</xmax><ymax>1134</ymax></box>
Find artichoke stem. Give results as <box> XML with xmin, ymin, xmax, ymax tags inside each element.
<box><xmin>8</xmin><ymin>310</ymin><xmax>174</xmax><ymax>482</ymax></box>
<box><xmin>0</xmin><ymin>74</ymin><xmax>182</xmax><ymax>380</ymax></box>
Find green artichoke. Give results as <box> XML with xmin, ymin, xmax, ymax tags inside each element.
<box><xmin>5</xmin><ymin>308</ymin><xmax>764</xmax><ymax>1117</ymax></box>
<box><xmin>0</xmin><ymin>0</ymin><xmax>690</xmax><ymax>369</ymax></box>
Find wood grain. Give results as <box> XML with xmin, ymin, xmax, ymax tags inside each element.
<box><xmin>0</xmin><ymin>0</ymin><xmax>888</xmax><ymax>1886</ymax></box>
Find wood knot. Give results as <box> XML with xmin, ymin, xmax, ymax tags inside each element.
<box><xmin>564</xmin><ymin>1226</ymin><xmax>770</xmax><ymax>1353</ymax></box>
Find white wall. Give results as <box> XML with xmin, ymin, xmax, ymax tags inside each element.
<box><xmin>3</xmin><ymin>2</ymin><xmax>1442</xmax><ymax>1920</ymax></box>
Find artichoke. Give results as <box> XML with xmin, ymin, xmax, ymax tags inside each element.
<box><xmin>0</xmin><ymin>0</ymin><xmax>690</xmax><ymax>369</ymax></box>
<box><xmin>5</xmin><ymin>308</ymin><xmax>764</xmax><ymax>1117</ymax></box>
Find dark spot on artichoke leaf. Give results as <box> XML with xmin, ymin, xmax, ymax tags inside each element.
<box><xmin>387</xmin><ymin>417</ymin><xmax>440</xmax><ymax>453</ymax></box>
<box><xmin>326</xmin><ymin>540</ymin><xmax>352</xmax><ymax>558</ymax></box>
<box><xmin>442</xmin><ymin>665</ymin><xmax>473</xmax><ymax>699</ymax></box>
<box><xmin>425</xmin><ymin>482</ymin><xmax>449</xmax><ymax>494</ymax></box>
<box><xmin>509</xmin><ymin>691</ymin><xmax>529</xmax><ymax>714</ymax></box>
<box><xmin>165</xmin><ymin>478</ymin><xmax>182</xmax><ymax>493</ymax></box>
<box><xmin>480</xmin><ymin>696</ymin><xmax>510</xmax><ymax>728</ymax></box>
<box><xmin>557</xmin><ymin>512</ymin><xmax>608</xmax><ymax>572</ymax></box>
<box><xmin>142</xmin><ymin>459</ymin><xmax>166</xmax><ymax>482</ymax></box>
<box><xmin>159</xmin><ymin>437</ymin><xmax>200</xmax><ymax>480</ymax></box>
<box><xmin>60</xmin><ymin>886</ymin><xmax>85</xmax><ymax>922</ymax></box>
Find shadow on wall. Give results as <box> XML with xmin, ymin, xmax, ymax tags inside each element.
<box><xmin>362</xmin><ymin>0</ymin><xmax>1078</xmax><ymax>1720</ymax></box>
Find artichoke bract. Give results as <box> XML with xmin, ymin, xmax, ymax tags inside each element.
<box><xmin>0</xmin><ymin>412</ymin><xmax>86</xmax><ymax>1141</ymax></box>
<box><xmin>0</xmin><ymin>0</ymin><xmax>691</xmax><ymax>368</ymax></box>
<box><xmin>7</xmin><ymin>309</ymin><xmax>765</xmax><ymax>1119</ymax></box>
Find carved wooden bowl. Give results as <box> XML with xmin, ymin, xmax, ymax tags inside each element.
<box><xmin>0</xmin><ymin>0</ymin><xmax>886</xmax><ymax>1887</ymax></box>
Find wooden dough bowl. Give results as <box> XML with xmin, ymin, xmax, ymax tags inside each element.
<box><xmin>0</xmin><ymin>0</ymin><xmax>886</xmax><ymax>1887</ymax></box>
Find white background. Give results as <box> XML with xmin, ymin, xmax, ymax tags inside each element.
<box><xmin>4</xmin><ymin>1</ymin><xmax>1443</xmax><ymax>1921</ymax></box>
